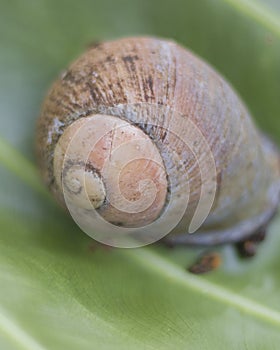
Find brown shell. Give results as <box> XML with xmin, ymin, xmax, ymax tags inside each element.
<box><xmin>36</xmin><ymin>36</ymin><xmax>280</xmax><ymax>244</ymax></box>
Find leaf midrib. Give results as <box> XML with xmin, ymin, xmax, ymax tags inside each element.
<box><xmin>1</xmin><ymin>136</ymin><xmax>280</xmax><ymax>328</ymax></box>
<box><xmin>1</xmin><ymin>0</ymin><xmax>280</xmax><ymax>338</ymax></box>
<box><xmin>222</xmin><ymin>0</ymin><xmax>280</xmax><ymax>37</ymax></box>
<box><xmin>0</xmin><ymin>308</ymin><xmax>47</xmax><ymax>350</ymax></box>
<box><xmin>130</xmin><ymin>249</ymin><xmax>280</xmax><ymax>326</ymax></box>
<box><xmin>0</xmin><ymin>244</ymin><xmax>157</xmax><ymax>350</ymax></box>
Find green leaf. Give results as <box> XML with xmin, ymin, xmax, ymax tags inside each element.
<box><xmin>1</xmin><ymin>0</ymin><xmax>280</xmax><ymax>348</ymax></box>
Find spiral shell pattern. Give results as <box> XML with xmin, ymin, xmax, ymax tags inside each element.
<box><xmin>36</xmin><ymin>37</ymin><xmax>280</xmax><ymax>247</ymax></box>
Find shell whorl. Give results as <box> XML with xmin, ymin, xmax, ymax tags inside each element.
<box><xmin>36</xmin><ymin>36</ymin><xmax>280</xmax><ymax>247</ymax></box>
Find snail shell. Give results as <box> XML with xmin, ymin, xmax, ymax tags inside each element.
<box><xmin>36</xmin><ymin>36</ymin><xmax>280</xmax><ymax>247</ymax></box>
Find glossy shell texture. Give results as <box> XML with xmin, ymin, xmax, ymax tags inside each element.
<box><xmin>36</xmin><ymin>36</ymin><xmax>280</xmax><ymax>245</ymax></box>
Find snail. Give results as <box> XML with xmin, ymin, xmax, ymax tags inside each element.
<box><xmin>36</xmin><ymin>36</ymin><xmax>280</xmax><ymax>259</ymax></box>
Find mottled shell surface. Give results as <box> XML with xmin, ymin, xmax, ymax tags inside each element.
<box><xmin>36</xmin><ymin>37</ymin><xmax>280</xmax><ymax>245</ymax></box>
